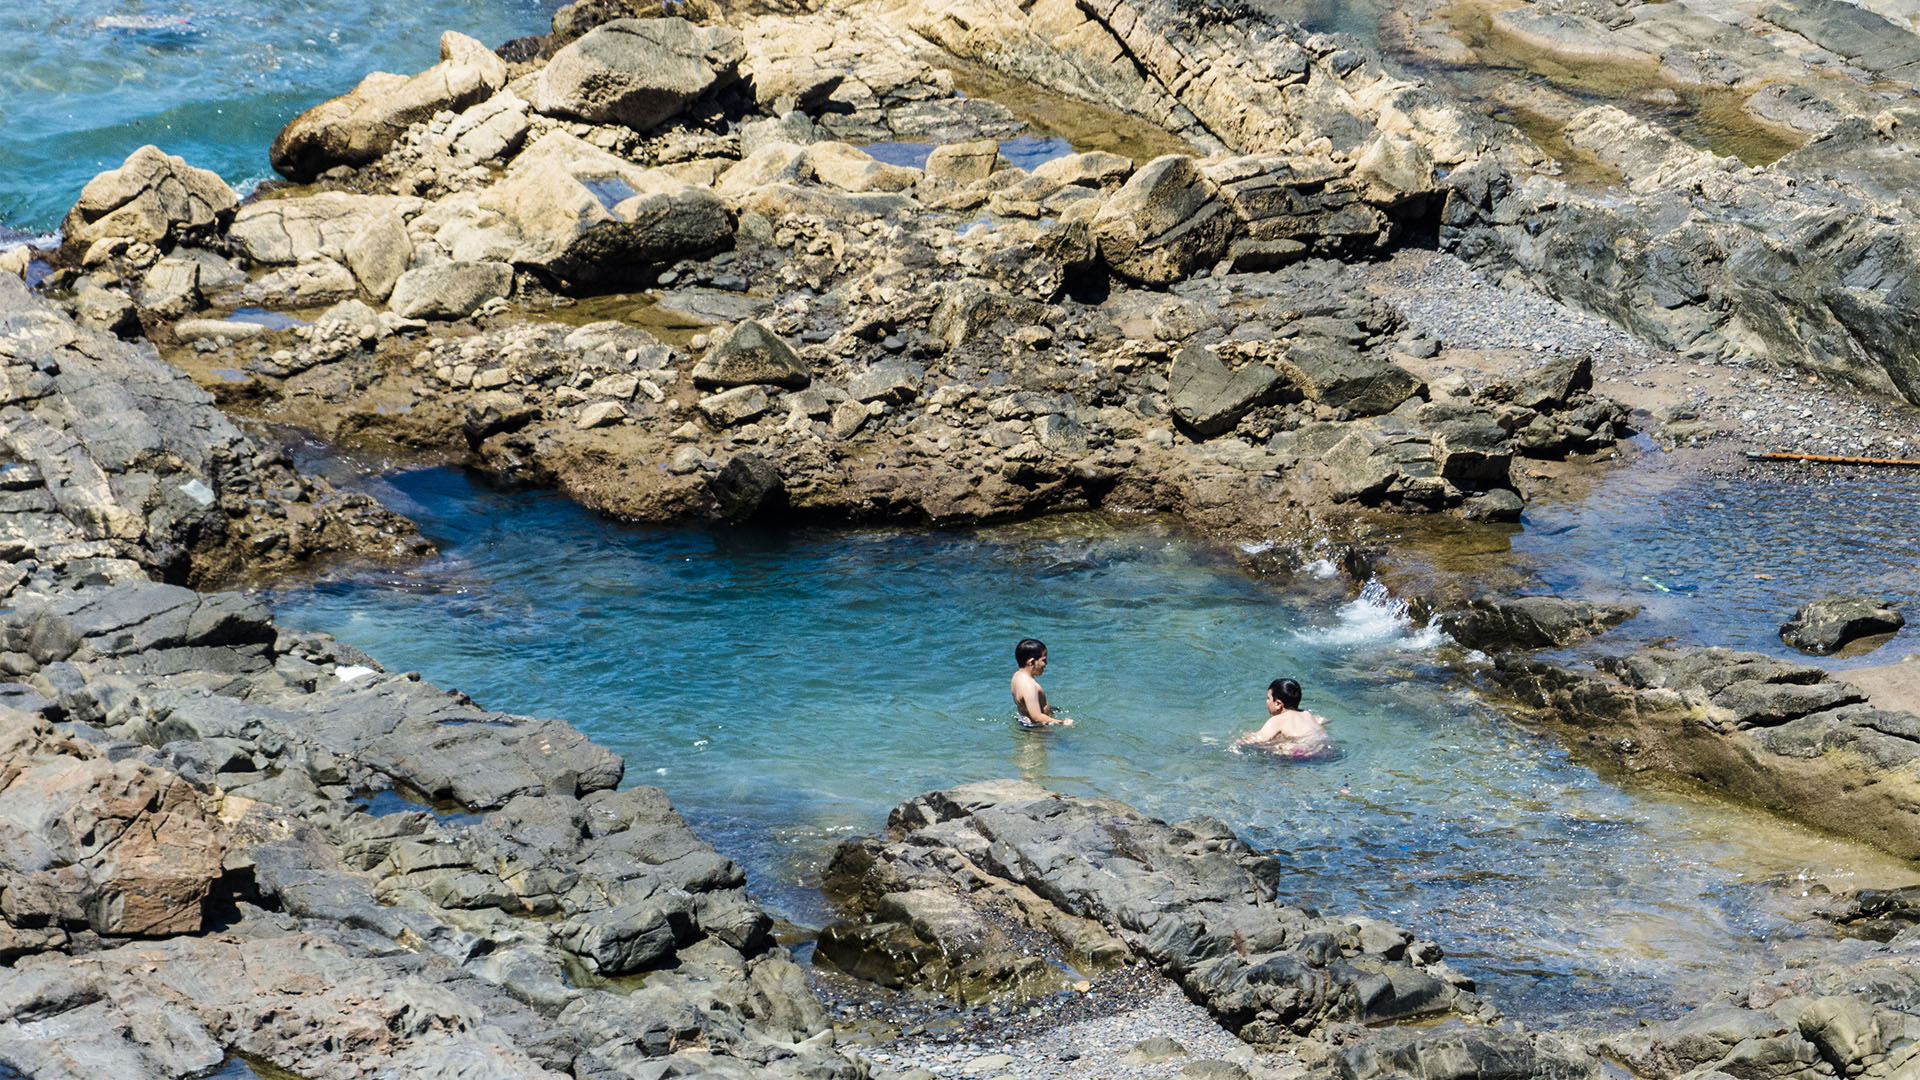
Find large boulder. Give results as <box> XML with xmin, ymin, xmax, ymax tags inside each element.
<box><xmin>387</xmin><ymin>261</ymin><xmax>513</xmax><ymax>320</ymax></box>
<box><xmin>533</xmin><ymin>18</ymin><xmax>744</xmax><ymax>130</ymax></box>
<box><xmin>472</xmin><ymin>132</ymin><xmax>732</xmax><ymax>286</ymax></box>
<box><xmin>1286</xmin><ymin>339</ymin><xmax>1424</xmax><ymax>416</ymax></box>
<box><xmin>60</xmin><ymin>146</ymin><xmax>237</xmax><ymax>254</ymax></box>
<box><xmin>1168</xmin><ymin>345</ymin><xmax>1281</xmax><ymax>438</ymax></box>
<box><xmin>690</xmin><ymin>320</ymin><xmax>809</xmax><ymax>389</ymax></box>
<box><xmin>1782</xmin><ymin>596</ymin><xmax>1905</xmax><ymax>655</ymax></box>
<box><xmin>1091</xmin><ymin>155</ymin><xmax>1234</xmax><ymax>285</ymax></box>
<box><xmin>270</xmin><ymin>32</ymin><xmax>508</xmax><ymax>181</ymax></box>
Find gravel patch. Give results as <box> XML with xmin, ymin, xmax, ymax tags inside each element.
<box><xmin>1352</xmin><ymin>249</ymin><xmax>1920</xmax><ymax>464</ymax></box>
<box><xmin>838</xmin><ymin>979</ymin><xmax>1293</xmax><ymax>1080</ymax></box>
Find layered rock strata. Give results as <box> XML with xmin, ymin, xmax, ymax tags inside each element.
<box><xmin>1490</xmin><ymin>646</ymin><xmax>1920</xmax><ymax>861</ymax></box>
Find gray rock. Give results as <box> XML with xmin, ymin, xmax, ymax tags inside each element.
<box><xmin>71</xmin><ymin>286</ymin><xmax>140</xmax><ymax>339</ymax></box>
<box><xmin>343</xmin><ymin>211</ymin><xmax>413</xmax><ymax>302</ymax></box>
<box><xmin>534</xmin><ymin>18</ymin><xmax>744</xmax><ymax>130</ymax></box>
<box><xmin>388</xmin><ymin>261</ymin><xmax>512</xmax><ymax>320</ymax></box>
<box><xmin>709</xmin><ymin>453</ymin><xmax>786</xmax><ymax>522</ymax></box>
<box><xmin>927</xmin><ymin>282</ymin><xmax>1050</xmax><ymax>352</ymax></box>
<box><xmin>849</xmin><ymin>360</ymin><xmax>921</xmax><ymax>404</ymax></box>
<box><xmin>1092</xmin><ymin>155</ymin><xmax>1234</xmax><ymax>285</ymax></box>
<box><xmin>1781</xmin><ymin>596</ymin><xmax>1905</xmax><ymax>655</ymax></box>
<box><xmin>925</xmin><ymin>140</ymin><xmax>1002</xmax><ymax>184</ymax></box>
<box><xmin>697</xmin><ymin>385</ymin><xmax>771</xmax><ymax>427</ymax></box>
<box><xmin>690</xmin><ymin>320</ymin><xmax>809</xmax><ymax>389</ymax></box>
<box><xmin>137</xmin><ymin>259</ymin><xmax>203</xmax><ymax>319</ymax></box>
<box><xmin>1168</xmin><ymin>345</ymin><xmax>1281</xmax><ymax>438</ymax></box>
<box><xmin>1286</xmin><ymin>340</ymin><xmax>1423</xmax><ymax>417</ymax></box>
<box><xmin>60</xmin><ymin>146</ymin><xmax>237</xmax><ymax>254</ymax></box>
<box><xmin>1435</xmin><ymin>595</ymin><xmax>1638</xmax><ymax>651</ymax></box>
<box><xmin>1125</xmin><ymin>1036</ymin><xmax>1190</xmax><ymax>1064</ymax></box>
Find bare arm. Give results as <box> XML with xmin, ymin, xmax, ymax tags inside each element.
<box><xmin>1231</xmin><ymin>714</ymin><xmax>1287</xmax><ymax>748</ymax></box>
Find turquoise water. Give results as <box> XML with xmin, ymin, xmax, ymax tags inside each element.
<box><xmin>0</xmin><ymin>1</ymin><xmax>555</xmax><ymax>232</ymax></box>
<box><xmin>268</xmin><ymin>467</ymin><xmax>1919</xmax><ymax>1025</ymax></box>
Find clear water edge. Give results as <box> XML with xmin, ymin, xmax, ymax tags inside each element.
<box><xmin>267</xmin><ymin>464</ymin><xmax>1920</xmax><ymax>1029</ymax></box>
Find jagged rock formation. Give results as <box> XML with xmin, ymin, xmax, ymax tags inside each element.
<box><xmin>824</xmin><ymin>781</ymin><xmax>1604</xmax><ymax>1077</ymax></box>
<box><xmin>0</xmin><ymin>279</ymin><xmax>854</xmax><ymax>1080</ymax></box>
<box><xmin>0</xmin><ymin>274</ymin><xmax>419</xmax><ymax>586</ymax></box>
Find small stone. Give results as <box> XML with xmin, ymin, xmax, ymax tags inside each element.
<box><xmin>1124</xmin><ymin>1037</ymin><xmax>1189</xmax><ymax>1065</ymax></box>
<box><xmin>575</xmin><ymin>401</ymin><xmax>627</xmax><ymax>429</ymax></box>
<box><xmin>668</xmin><ymin>446</ymin><xmax>707</xmax><ymax>474</ymax></box>
<box><xmin>474</xmin><ymin>367</ymin><xmax>512</xmax><ymax>390</ymax></box>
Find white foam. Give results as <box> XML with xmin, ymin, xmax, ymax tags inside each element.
<box><xmin>1238</xmin><ymin>539</ymin><xmax>1276</xmax><ymax>555</ymax></box>
<box><xmin>1300</xmin><ymin>557</ymin><xmax>1340</xmax><ymax>580</ymax></box>
<box><xmin>1299</xmin><ymin>579</ymin><xmax>1445</xmax><ymax>650</ymax></box>
<box><xmin>334</xmin><ymin>664</ymin><xmax>377</xmax><ymax>682</ymax></box>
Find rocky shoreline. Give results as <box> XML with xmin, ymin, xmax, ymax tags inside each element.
<box><xmin>5</xmin><ymin>0</ymin><xmax>1920</xmax><ymax>1076</ymax></box>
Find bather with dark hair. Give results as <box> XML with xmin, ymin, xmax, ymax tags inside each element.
<box><xmin>1232</xmin><ymin>676</ymin><xmax>1330</xmax><ymax>758</ymax></box>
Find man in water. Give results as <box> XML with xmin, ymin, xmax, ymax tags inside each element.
<box><xmin>1011</xmin><ymin>638</ymin><xmax>1072</xmax><ymax>726</ymax></box>
<box><xmin>1231</xmin><ymin>677</ymin><xmax>1330</xmax><ymax>756</ymax></box>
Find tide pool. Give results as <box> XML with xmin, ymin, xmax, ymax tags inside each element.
<box><xmin>268</xmin><ymin>467</ymin><xmax>1918</xmax><ymax>1026</ymax></box>
<box><xmin>0</xmin><ymin>0</ymin><xmax>555</xmax><ymax>232</ymax></box>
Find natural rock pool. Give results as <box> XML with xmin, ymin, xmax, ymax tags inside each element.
<box><xmin>268</xmin><ymin>465</ymin><xmax>1920</xmax><ymax>1028</ymax></box>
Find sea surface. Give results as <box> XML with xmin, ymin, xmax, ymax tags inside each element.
<box><xmin>0</xmin><ymin>0</ymin><xmax>555</xmax><ymax>233</ymax></box>
<box><xmin>269</xmin><ymin>464</ymin><xmax>1920</xmax><ymax>1027</ymax></box>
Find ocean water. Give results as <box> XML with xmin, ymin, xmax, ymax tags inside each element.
<box><xmin>268</xmin><ymin>467</ymin><xmax>1920</xmax><ymax>1025</ymax></box>
<box><xmin>0</xmin><ymin>0</ymin><xmax>555</xmax><ymax>232</ymax></box>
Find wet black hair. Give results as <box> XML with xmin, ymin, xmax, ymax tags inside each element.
<box><xmin>1269</xmin><ymin>678</ymin><xmax>1302</xmax><ymax>709</ymax></box>
<box><xmin>1015</xmin><ymin>638</ymin><xmax>1047</xmax><ymax>666</ymax></box>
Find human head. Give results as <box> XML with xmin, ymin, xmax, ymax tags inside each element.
<box><xmin>1015</xmin><ymin>638</ymin><xmax>1048</xmax><ymax>670</ymax></box>
<box><xmin>1268</xmin><ymin>678</ymin><xmax>1302</xmax><ymax>710</ymax></box>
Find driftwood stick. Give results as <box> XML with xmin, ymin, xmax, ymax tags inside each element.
<box><xmin>1746</xmin><ymin>451</ymin><xmax>1920</xmax><ymax>468</ymax></box>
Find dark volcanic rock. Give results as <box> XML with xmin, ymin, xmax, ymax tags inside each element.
<box><xmin>1168</xmin><ymin>345</ymin><xmax>1281</xmax><ymax>438</ymax></box>
<box><xmin>824</xmin><ymin>781</ymin><xmax>1600</xmax><ymax>1074</ymax></box>
<box><xmin>1435</xmin><ymin>594</ymin><xmax>1639</xmax><ymax>651</ymax></box>
<box><xmin>1781</xmin><ymin>595</ymin><xmax>1905</xmax><ymax>655</ymax></box>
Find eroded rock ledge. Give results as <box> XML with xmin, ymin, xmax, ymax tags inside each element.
<box><xmin>1489</xmin><ymin>645</ymin><xmax>1920</xmax><ymax>861</ymax></box>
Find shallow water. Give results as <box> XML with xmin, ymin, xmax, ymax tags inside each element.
<box><xmin>0</xmin><ymin>0</ymin><xmax>555</xmax><ymax>232</ymax></box>
<box><xmin>268</xmin><ymin>467</ymin><xmax>1919</xmax><ymax>1026</ymax></box>
<box><xmin>1513</xmin><ymin>462</ymin><xmax>1920</xmax><ymax>663</ymax></box>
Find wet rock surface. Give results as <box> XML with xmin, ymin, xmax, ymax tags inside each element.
<box><xmin>0</xmin><ymin>280</ymin><xmax>853</xmax><ymax>1079</ymax></box>
<box><xmin>1781</xmin><ymin>595</ymin><xmax>1906</xmax><ymax>656</ymax></box>
<box><xmin>1489</xmin><ymin>645</ymin><xmax>1920</xmax><ymax>860</ymax></box>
